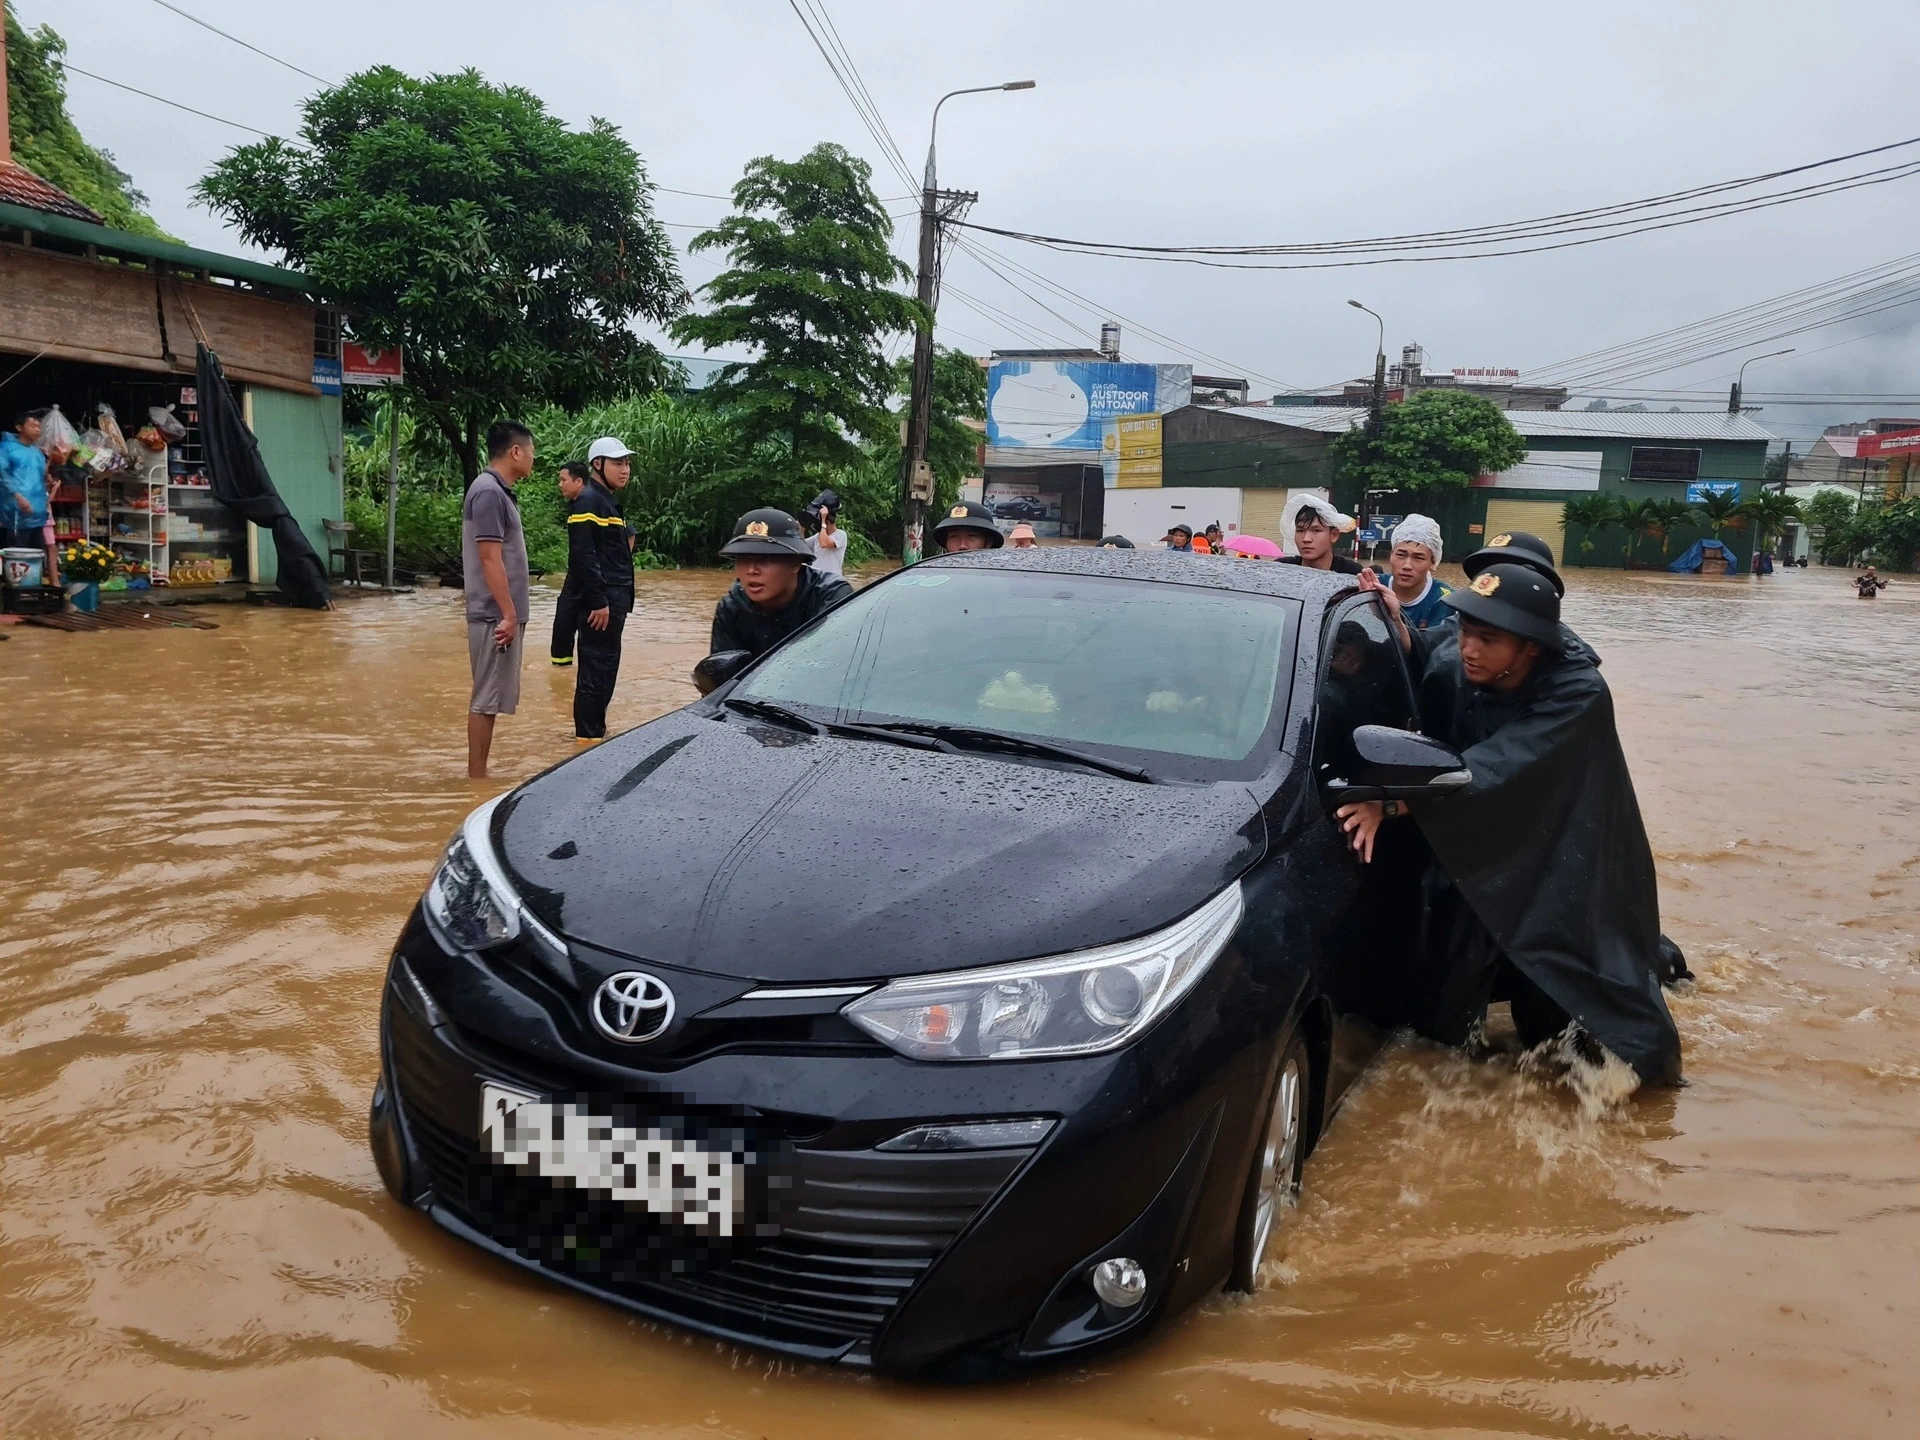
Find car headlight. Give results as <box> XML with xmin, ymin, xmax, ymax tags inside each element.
<box><xmin>843</xmin><ymin>882</ymin><xmax>1243</xmax><ymax>1061</ymax></box>
<box><xmin>421</xmin><ymin>797</ymin><xmax>568</xmax><ymax>968</ymax></box>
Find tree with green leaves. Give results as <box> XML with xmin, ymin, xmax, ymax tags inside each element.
<box><xmin>1333</xmin><ymin>389</ymin><xmax>1527</xmax><ymax>495</ymax></box>
<box><xmin>671</xmin><ymin>144</ymin><xmax>921</xmax><ymax>481</ymax></box>
<box><xmin>1799</xmin><ymin>488</ymin><xmax>1857</xmax><ymax>564</ymax></box>
<box><xmin>4</xmin><ymin>11</ymin><xmax>170</xmax><ymax>237</ymax></box>
<box><xmin>1644</xmin><ymin>497</ymin><xmax>1697</xmax><ymax>559</ymax></box>
<box><xmin>198</xmin><ymin>66</ymin><xmax>686</xmax><ymax>479</ymax></box>
<box><xmin>1561</xmin><ymin>493</ymin><xmax>1615</xmax><ymax>558</ymax></box>
<box><xmin>1693</xmin><ymin>486</ymin><xmax>1743</xmax><ymax>541</ymax></box>
<box><xmin>1613</xmin><ymin>496</ymin><xmax>1659</xmax><ymax>565</ymax></box>
<box><xmin>1735</xmin><ymin>489</ymin><xmax>1801</xmax><ymax>559</ymax></box>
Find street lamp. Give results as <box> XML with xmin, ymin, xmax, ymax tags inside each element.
<box><xmin>1348</xmin><ymin>300</ymin><xmax>1388</xmax><ymax>532</ymax></box>
<box><xmin>1728</xmin><ymin>347</ymin><xmax>1794</xmax><ymax>415</ymax></box>
<box><xmin>901</xmin><ymin>79</ymin><xmax>1037</xmax><ymax>563</ymax></box>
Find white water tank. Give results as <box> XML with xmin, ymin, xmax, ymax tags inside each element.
<box><xmin>1100</xmin><ymin>322</ymin><xmax>1121</xmax><ymax>360</ymax></box>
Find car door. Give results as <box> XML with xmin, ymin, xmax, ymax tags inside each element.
<box><xmin>1305</xmin><ymin>597</ymin><xmax>1430</xmax><ymax>1102</ymax></box>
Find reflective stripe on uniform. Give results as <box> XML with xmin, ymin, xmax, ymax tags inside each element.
<box><xmin>567</xmin><ymin>512</ymin><xmax>623</xmax><ymax>526</ymax></box>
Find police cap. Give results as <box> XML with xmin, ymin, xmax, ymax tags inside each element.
<box><xmin>719</xmin><ymin>507</ymin><xmax>812</xmax><ymax>559</ymax></box>
<box><xmin>1462</xmin><ymin>530</ymin><xmax>1565</xmax><ymax>597</ymax></box>
<box><xmin>932</xmin><ymin>500</ymin><xmax>1005</xmax><ymax>549</ymax></box>
<box><xmin>1442</xmin><ymin>562</ymin><xmax>1563</xmax><ymax>651</ymax></box>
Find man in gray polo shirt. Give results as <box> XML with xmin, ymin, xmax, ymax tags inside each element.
<box><xmin>463</xmin><ymin>420</ymin><xmax>535</xmax><ymax>778</ymax></box>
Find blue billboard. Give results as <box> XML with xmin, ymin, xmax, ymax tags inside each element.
<box><xmin>986</xmin><ymin>361</ymin><xmax>1190</xmax><ymax>459</ymax></box>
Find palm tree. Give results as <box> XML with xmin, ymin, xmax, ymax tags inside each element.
<box><xmin>1646</xmin><ymin>498</ymin><xmax>1697</xmax><ymax>559</ymax></box>
<box><xmin>1694</xmin><ymin>486</ymin><xmax>1743</xmax><ymax>541</ymax></box>
<box><xmin>1614</xmin><ymin>496</ymin><xmax>1659</xmax><ymax>565</ymax></box>
<box><xmin>1561</xmin><ymin>493</ymin><xmax>1615</xmax><ymax>557</ymax></box>
<box><xmin>1736</xmin><ymin>490</ymin><xmax>1802</xmax><ymax>560</ymax></box>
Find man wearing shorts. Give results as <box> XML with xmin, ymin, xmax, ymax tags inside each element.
<box><xmin>463</xmin><ymin>420</ymin><xmax>534</xmax><ymax>778</ymax></box>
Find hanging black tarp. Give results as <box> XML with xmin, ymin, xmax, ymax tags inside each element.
<box><xmin>194</xmin><ymin>344</ymin><xmax>331</xmax><ymax>609</ymax></box>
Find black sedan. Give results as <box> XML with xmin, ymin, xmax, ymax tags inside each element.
<box><xmin>369</xmin><ymin>548</ymin><xmax>1469</xmax><ymax>1377</ymax></box>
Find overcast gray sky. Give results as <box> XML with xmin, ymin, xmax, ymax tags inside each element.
<box><xmin>30</xmin><ymin>0</ymin><xmax>1920</xmax><ymax>443</ymax></box>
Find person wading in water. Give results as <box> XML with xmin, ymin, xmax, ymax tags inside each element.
<box><xmin>1336</xmin><ymin>558</ymin><xmax>1684</xmax><ymax>1087</ymax></box>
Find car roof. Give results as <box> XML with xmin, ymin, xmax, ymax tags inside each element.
<box><xmin>918</xmin><ymin>545</ymin><xmax>1357</xmax><ymax>606</ymax></box>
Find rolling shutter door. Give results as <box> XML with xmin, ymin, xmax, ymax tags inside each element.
<box><xmin>1482</xmin><ymin>499</ymin><xmax>1566</xmax><ymax>567</ymax></box>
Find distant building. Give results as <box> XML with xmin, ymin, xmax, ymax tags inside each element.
<box><xmin>1279</xmin><ymin>343</ymin><xmax>1570</xmax><ymax>412</ymax></box>
<box><xmin>1101</xmin><ymin>405</ymin><xmax>1776</xmax><ymax>567</ymax></box>
<box><xmin>1786</xmin><ymin>418</ymin><xmax>1920</xmax><ymax>493</ymax></box>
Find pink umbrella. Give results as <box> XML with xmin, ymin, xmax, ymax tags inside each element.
<box><xmin>1224</xmin><ymin>535</ymin><xmax>1281</xmax><ymax>558</ymax></box>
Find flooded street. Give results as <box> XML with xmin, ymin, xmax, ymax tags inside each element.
<box><xmin>2</xmin><ymin>567</ymin><xmax>1915</xmax><ymax>1439</ymax></box>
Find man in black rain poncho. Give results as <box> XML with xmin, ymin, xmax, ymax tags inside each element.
<box><xmin>1338</xmin><ymin>554</ymin><xmax>1683</xmax><ymax>1087</ymax></box>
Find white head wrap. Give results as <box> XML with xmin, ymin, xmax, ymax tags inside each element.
<box><xmin>1279</xmin><ymin>492</ymin><xmax>1355</xmax><ymax>553</ymax></box>
<box><xmin>1390</xmin><ymin>513</ymin><xmax>1443</xmax><ymax>563</ymax></box>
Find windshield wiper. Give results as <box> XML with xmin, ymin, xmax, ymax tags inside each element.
<box><xmin>863</xmin><ymin>722</ymin><xmax>1157</xmax><ymax>784</ymax></box>
<box><xmin>722</xmin><ymin>696</ymin><xmax>823</xmax><ymax>735</ymax></box>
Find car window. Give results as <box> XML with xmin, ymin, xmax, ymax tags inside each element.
<box><xmin>738</xmin><ymin>569</ymin><xmax>1298</xmax><ymax>780</ymax></box>
<box><xmin>1310</xmin><ymin>598</ymin><xmax>1419</xmax><ymax>789</ymax></box>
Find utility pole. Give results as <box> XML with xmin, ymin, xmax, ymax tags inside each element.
<box><xmin>900</xmin><ymin>81</ymin><xmax>1034</xmax><ymax>563</ymax></box>
<box><xmin>1729</xmin><ymin>346</ymin><xmax>1794</xmax><ymax>415</ymax></box>
<box><xmin>1347</xmin><ymin>300</ymin><xmax>1386</xmax><ymax>534</ymax></box>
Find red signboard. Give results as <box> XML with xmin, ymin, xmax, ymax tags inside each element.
<box><xmin>1853</xmin><ymin>426</ymin><xmax>1920</xmax><ymax>459</ymax></box>
<box><xmin>341</xmin><ymin>342</ymin><xmax>403</xmax><ymax>386</ymax></box>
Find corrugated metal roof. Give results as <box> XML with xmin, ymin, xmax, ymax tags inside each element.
<box><xmin>1222</xmin><ymin>405</ymin><xmax>1367</xmax><ymax>433</ymax></box>
<box><xmin>0</xmin><ymin>163</ymin><xmax>103</xmax><ymax>224</ymax></box>
<box><xmin>1499</xmin><ymin>410</ymin><xmax>1776</xmax><ymax>442</ymax></box>
<box><xmin>1221</xmin><ymin>404</ymin><xmax>1775</xmax><ymax>443</ymax></box>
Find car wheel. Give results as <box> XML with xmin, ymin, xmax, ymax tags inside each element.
<box><xmin>1228</xmin><ymin>1032</ymin><xmax>1310</xmax><ymax>1293</ymax></box>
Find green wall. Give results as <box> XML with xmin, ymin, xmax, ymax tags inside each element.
<box><xmin>248</xmin><ymin>386</ymin><xmax>343</xmax><ymax>584</ymax></box>
<box><xmin>1163</xmin><ymin>436</ymin><xmax>1336</xmax><ymax>491</ymax></box>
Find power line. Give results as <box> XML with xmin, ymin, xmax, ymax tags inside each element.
<box><xmin>783</xmin><ymin>0</ymin><xmax>919</xmax><ymax>195</ymax></box>
<box><xmin>952</xmin><ymin>137</ymin><xmax>1920</xmax><ymax>270</ymax></box>
<box><xmin>63</xmin><ymin>64</ymin><xmax>300</xmax><ymax>142</ymax></box>
<box><xmin>800</xmin><ymin>0</ymin><xmax>914</xmax><ymax>185</ymax></box>
<box><xmin>146</xmin><ymin>0</ymin><xmax>330</xmax><ymax>84</ymax></box>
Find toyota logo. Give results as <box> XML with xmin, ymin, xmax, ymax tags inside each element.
<box><xmin>590</xmin><ymin>971</ymin><xmax>676</xmax><ymax>1044</ymax></box>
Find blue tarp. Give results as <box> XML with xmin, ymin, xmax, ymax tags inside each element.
<box><xmin>1670</xmin><ymin>539</ymin><xmax>1739</xmax><ymax>574</ymax></box>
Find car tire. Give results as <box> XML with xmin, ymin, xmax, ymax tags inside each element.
<box><xmin>1227</xmin><ymin>1032</ymin><xmax>1311</xmax><ymax>1293</ymax></box>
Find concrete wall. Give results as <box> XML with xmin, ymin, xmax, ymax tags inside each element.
<box><xmin>247</xmin><ymin>386</ymin><xmax>343</xmax><ymax>584</ymax></box>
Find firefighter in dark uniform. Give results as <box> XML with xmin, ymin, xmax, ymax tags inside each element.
<box><xmin>566</xmin><ymin>437</ymin><xmax>636</xmax><ymax>741</ymax></box>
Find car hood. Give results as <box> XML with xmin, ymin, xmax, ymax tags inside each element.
<box><xmin>495</xmin><ymin>710</ymin><xmax>1266</xmax><ymax>983</ymax></box>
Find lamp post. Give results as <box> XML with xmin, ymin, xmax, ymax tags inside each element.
<box><xmin>1347</xmin><ymin>300</ymin><xmax>1387</xmax><ymax>533</ymax></box>
<box><xmin>900</xmin><ymin>80</ymin><xmax>1035</xmax><ymax>564</ymax></box>
<box><xmin>1728</xmin><ymin>347</ymin><xmax>1794</xmax><ymax>415</ymax></box>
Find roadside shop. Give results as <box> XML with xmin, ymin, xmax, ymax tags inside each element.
<box><xmin>0</xmin><ymin>190</ymin><xmax>342</xmax><ymax>602</ymax></box>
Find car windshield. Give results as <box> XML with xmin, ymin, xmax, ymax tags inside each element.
<box><xmin>736</xmin><ymin>568</ymin><xmax>1297</xmax><ymax>780</ymax></box>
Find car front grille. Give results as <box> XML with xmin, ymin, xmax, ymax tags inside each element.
<box><xmin>386</xmin><ymin>997</ymin><xmax>1031</xmax><ymax>1360</ymax></box>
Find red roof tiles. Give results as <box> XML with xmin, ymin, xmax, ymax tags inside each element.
<box><xmin>0</xmin><ymin>162</ymin><xmax>104</xmax><ymax>224</ymax></box>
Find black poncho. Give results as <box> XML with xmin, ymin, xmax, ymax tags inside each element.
<box><xmin>1409</xmin><ymin>628</ymin><xmax>1682</xmax><ymax>1085</ymax></box>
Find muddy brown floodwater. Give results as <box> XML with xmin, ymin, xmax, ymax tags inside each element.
<box><xmin>2</xmin><ymin>567</ymin><xmax>1916</xmax><ymax>1439</ymax></box>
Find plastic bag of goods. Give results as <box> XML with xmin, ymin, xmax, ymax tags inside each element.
<box><xmin>77</xmin><ymin>429</ymin><xmax>121</xmax><ymax>473</ymax></box>
<box><xmin>37</xmin><ymin>404</ymin><xmax>79</xmax><ymax>458</ymax></box>
<box><xmin>147</xmin><ymin>406</ymin><xmax>189</xmax><ymax>443</ymax></box>
<box><xmin>133</xmin><ymin>425</ymin><xmax>168</xmax><ymax>452</ymax></box>
<box><xmin>95</xmin><ymin>404</ymin><xmax>131</xmax><ymax>461</ymax></box>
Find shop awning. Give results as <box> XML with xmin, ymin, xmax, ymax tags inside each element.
<box><xmin>0</xmin><ymin>200</ymin><xmax>314</xmax><ymax>297</ymax></box>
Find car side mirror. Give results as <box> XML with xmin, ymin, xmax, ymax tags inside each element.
<box><xmin>1324</xmin><ymin>724</ymin><xmax>1470</xmax><ymax>803</ymax></box>
<box><xmin>692</xmin><ymin>649</ymin><xmax>752</xmax><ymax>697</ymax></box>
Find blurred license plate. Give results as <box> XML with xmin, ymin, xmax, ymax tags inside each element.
<box><xmin>479</xmin><ymin>1081</ymin><xmax>747</xmax><ymax>1237</ymax></box>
